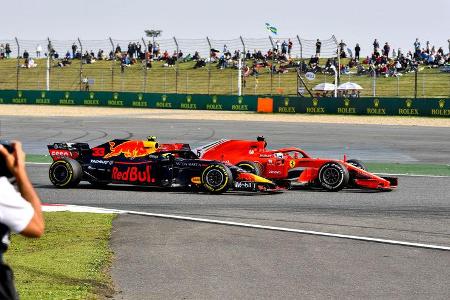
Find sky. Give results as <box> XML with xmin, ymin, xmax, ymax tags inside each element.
<box><xmin>1</xmin><ymin>0</ymin><xmax>449</xmax><ymax>57</ymax></box>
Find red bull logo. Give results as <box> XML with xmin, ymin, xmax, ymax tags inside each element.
<box><xmin>104</xmin><ymin>140</ymin><xmax>159</xmax><ymax>159</ymax></box>
<box><xmin>112</xmin><ymin>166</ymin><xmax>153</xmax><ymax>183</ymax></box>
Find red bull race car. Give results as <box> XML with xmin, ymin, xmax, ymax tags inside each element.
<box><xmin>47</xmin><ymin>138</ymin><xmax>282</xmax><ymax>194</ymax></box>
<box><xmin>196</xmin><ymin>137</ymin><xmax>398</xmax><ymax>191</ymax></box>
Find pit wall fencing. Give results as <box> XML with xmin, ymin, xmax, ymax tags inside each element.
<box><xmin>0</xmin><ymin>90</ymin><xmax>448</xmax><ymax>117</ymax></box>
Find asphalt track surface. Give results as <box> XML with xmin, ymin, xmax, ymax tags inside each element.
<box><xmin>2</xmin><ymin>115</ymin><xmax>450</xmax><ymax>299</ymax></box>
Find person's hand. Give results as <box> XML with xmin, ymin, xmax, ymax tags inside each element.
<box><xmin>0</xmin><ymin>141</ymin><xmax>26</xmax><ymax>178</ymax></box>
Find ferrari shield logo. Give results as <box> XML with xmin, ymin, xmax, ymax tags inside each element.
<box><xmin>439</xmin><ymin>99</ymin><xmax>445</xmax><ymax>109</ymax></box>
<box><xmin>289</xmin><ymin>160</ymin><xmax>296</xmax><ymax>168</ymax></box>
<box><xmin>65</xmin><ymin>92</ymin><xmax>70</xmax><ymax>99</ymax></box>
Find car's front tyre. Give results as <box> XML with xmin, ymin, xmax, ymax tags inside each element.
<box><xmin>201</xmin><ymin>164</ymin><xmax>233</xmax><ymax>194</ymax></box>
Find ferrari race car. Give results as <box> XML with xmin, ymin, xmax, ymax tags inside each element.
<box><xmin>196</xmin><ymin>137</ymin><xmax>398</xmax><ymax>191</ymax></box>
<box><xmin>47</xmin><ymin>138</ymin><xmax>282</xmax><ymax>194</ymax></box>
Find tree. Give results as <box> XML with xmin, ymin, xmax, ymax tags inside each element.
<box><xmin>144</xmin><ymin>29</ymin><xmax>162</xmax><ymax>45</ymax></box>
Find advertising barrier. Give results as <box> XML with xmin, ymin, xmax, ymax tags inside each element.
<box><xmin>0</xmin><ymin>90</ymin><xmax>448</xmax><ymax>117</ymax></box>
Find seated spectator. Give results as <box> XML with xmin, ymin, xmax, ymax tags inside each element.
<box><xmin>194</xmin><ymin>59</ymin><xmax>206</xmax><ymax>68</ymax></box>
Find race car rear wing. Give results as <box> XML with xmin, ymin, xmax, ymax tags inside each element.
<box><xmin>47</xmin><ymin>142</ymin><xmax>90</xmax><ymax>161</ymax></box>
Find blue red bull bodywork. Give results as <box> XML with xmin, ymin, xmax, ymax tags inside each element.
<box><xmin>47</xmin><ymin>139</ymin><xmax>282</xmax><ymax>194</ymax></box>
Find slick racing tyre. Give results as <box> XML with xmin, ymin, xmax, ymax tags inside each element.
<box><xmin>201</xmin><ymin>164</ymin><xmax>233</xmax><ymax>194</ymax></box>
<box><xmin>49</xmin><ymin>158</ymin><xmax>82</xmax><ymax>188</ymax></box>
<box><xmin>346</xmin><ymin>159</ymin><xmax>367</xmax><ymax>171</ymax></box>
<box><xmin>318</xmin><ymin>161</ymin><xmax>349</xmax><ymax>191</ymax></box>
<box><xmin>236</xmin><ymin>161</ymin><xmax>263</xmax><ymax>176</ymax></box>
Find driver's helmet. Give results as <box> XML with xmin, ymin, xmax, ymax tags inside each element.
<box><xmin>147</xmin><ymin>136</ymin><xmax>157</xmax><ymax>142</ymax></box>
<box><xmin>274</xmin><ymin>152</ymin><xmax>283</xmax><ymax>159</ymax></box>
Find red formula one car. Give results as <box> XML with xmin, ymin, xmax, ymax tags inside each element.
<box><xmin>195</xmin><ymin>137</ymin><xmax>398</xmax><ymax>191</ymax></box>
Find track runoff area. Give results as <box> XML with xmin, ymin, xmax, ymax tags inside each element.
<box><xmin>3</xmin><ymin>110</ymin><xmax>450</xmax><ymax>298</ymax></box>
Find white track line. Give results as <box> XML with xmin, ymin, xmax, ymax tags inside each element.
<box><xmin>44</xmin><ymin>204</ymin><xmax>450</xmax><ymax>251</ymax></box>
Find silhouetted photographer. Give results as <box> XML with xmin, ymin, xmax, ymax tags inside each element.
<box><xmin>0</xmin><ymin>141</ymin><xmax>44</xmax><ymax>300</ymax></box>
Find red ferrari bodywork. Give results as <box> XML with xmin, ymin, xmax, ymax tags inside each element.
<box><xmin>196</xmin><ymin>139</ymin><xmax>398</xmax><ymax>191</ymax></box>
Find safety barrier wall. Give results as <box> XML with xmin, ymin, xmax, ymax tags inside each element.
<box><xmin>272</xmin><ymin>96</ymin><xmax>450</xmax><ymax>117</ymax></box>
<box><xmin>0</xmin><ymin>90</ymin><xmax>448</xmax><ymax>117</ymax></box>
<box><xmin>0</xmin><ymin>90</ymin><xmax>257</xmax><ymax>111</ymax></box>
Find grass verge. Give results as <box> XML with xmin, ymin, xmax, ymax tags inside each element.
<box><xmin>366</xmin><ymin>162</ymin><xmax>450</xmax><ymax>176</ymax></box>
<box><xmin>26</xmin><ymin>154</ymin><xmax>450</xmax><ymax>176</ymax></box>
<box><xmin>4</xmin><ymin>212</ymin><xmax>115</xmax><ymax>300</ymax></box>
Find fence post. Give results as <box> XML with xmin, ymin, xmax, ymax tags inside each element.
<box><xmin>206</xmin><ymin>36</ymin><xmax>212</xmax><ymax>95</ymax></box>
<box><xmin>109</xmin><ymin>37</ymin><xmax>115</xmax><ymax>91</ymax></box>
<box><xmin>173</xmin><ymin>36</ymin><xmax>179</xmax><ymax>94</ymax></box>
<box><xmin>296</xmin><ymin>35</ymin><xmax>302</xmax><ymax>59</ymax></box>
<box><xmin>269</xmin><ymin>36</ymin><xmax>274</xmax><ymax>95</ymax></box>
<box><xmin>14</xmin><ymin>37</ymin><xmax>20</xmax><ymax>91</ymax></box>
<box><xmin>47</xmin><ymin>37</ymin><xmax>51</xmax><ymax>91</ymax></box>
<box><xmin>332</xmin><ymin>35</ymin><xmax>340</xmax><ymax>86</ymax></box>
<box><xmin>239</xmin><ymin>36</ymin><xmax>246</xmax><ymax>95</ymax></box>
<box><xmin>414</xmin><ymin>68</ymin><xmax>418</xmax><ymax>99</ymax></box>
<box><xmin>372</xmin><ymin>69</ymin><xmax>376</xmax><ymax>97</ymax></box>
<box><xmin>78</xmin><ymin>38</ymin><xmax>83</xmax><ymax>91</ymax></box>
<box><xmin>141</xmin><ymin>37</ymin><xmax>148</xmax><ymax>93</ymax></box>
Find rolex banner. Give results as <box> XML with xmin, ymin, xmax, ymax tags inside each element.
<box><xmin>0</xmin><ymin>90</ymin><xmax>448</xmax><ymax>117</ymax></box>
<box><xmin>272</xmin><ymin>96</ymin><xmax>450</xmax><ymax>117</ymax></box>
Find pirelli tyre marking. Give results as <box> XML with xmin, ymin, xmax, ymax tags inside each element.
<box><xmin>49</xmin><ymin>160</ymin><xmax>74</xmax><ymax>187</ymax></box>
<box><xmin>201</xmin><ymin>164</ymin><xmax>230</xmax><ymax>193</ymax></box>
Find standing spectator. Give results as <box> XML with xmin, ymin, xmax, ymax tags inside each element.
<box><xmin>373</xmin><ymin>39</ymin><xmax>379</xmax><ymax>52</ymax></box>
<box><xmin>288</xmin><ymin>39</ymin><xmax>293</xmax><ymax>57</ymax></box>
<box><xmin>354</xmin><ymin>43</ymin><xmax>361</xmax><ymax>60</ymax></box>
<box><xmin>383</xmin><ymin>42</ymin><xmax>390</xmax><ymax>57</ymax></box>
<box><xmin>0</xmin><ymin>44</ymin><xmax>4</xmax><ymax>59</ymax></box>
<box><xmin>223</xmin><ymin>44</ymin><xmax>228</xmax><ymax>53</ymax></box>
<box><xmin>414</xmin><ymin>38</ymin><xmax>421</xmax><ymax>54</ymax></box>
<box><xmin>448</xmin><ymin>39</ymin><xmax>450</xmax><ymax>54</ymax></box>
<box><xmin>339</xmin><ymin>40</ymin><xmax>347</xmax><ymax>58</ymax></box>
<box><xmin>281</xmin><ymin>40</ymin><xmax>288</xmax><ymax>55</ymax></box>
<box><xmin>315</xmin><ymin>39</ymin><xmax>322</xmax><ymax>56</ymax></box>
<box><xmin>36</xmin><ymin>44</ymin><xmax>42</xmax><ymax>58</ymax></box>
<box><xmin>23</xmin><ymin>50</ymin><xmax>29</xmax><ymax>59</ymax></box>
<box><xmin>5</xmin><ymin>44</ymin><xmax>11</xmax><ymax>58</ymax></box>
<box><xmin>276</xmin><ymin>40</ymin><xmax>281</xmax><ymax>54</ymax></box>
<box><xmin>71</xmin><ymin>43</ymin><xmax>77</xmax><ymax>59</ymax></box>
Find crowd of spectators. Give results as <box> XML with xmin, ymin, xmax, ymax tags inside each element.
<box><xmin>1</xmin><ymin>38</ymin><xmax>449</xmax><ymax>81</ymax></box>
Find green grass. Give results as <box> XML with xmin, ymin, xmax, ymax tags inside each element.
<box><xmin>366</xmin><ymin>162</ymin><xmax>450</xmax><ymax>176</ymax></box>
<box><xmin>4</xmin><ymin>212</ymin><xmax>115</xmax><ymax>300</ymax></box>
<box><xmin>26</xmin><ymin>154</ymin><xmax>450</xmax><ymax>176</ymax></box>
<box><xmin>0</xmin><ymin>58</ymin><xmax>448</xmax><ymax>97</ymax></box>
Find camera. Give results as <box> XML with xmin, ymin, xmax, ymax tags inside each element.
<box><xmin>0</xmin><ymin>140</ymin><xmax>14</xmax><ymax>178</ymax></box>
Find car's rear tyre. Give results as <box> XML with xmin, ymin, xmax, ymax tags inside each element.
<box><xmin>49</xmin><ymin>158</ymin><xmax>82</xmax><ymax>188</ymax></box>
<box><xmin>201</xmin><ymin>164</ymin><xmax>233</xmax><ymax>194</ymax></box>
<box><xmin>346</xmin><ymin>159</ymin><xmax>367</xmax><ymax>171</ymax></box>
<box><xmin>318</xmin><ymin>161</ymin><xmax>349</xmax><ymax>191</ymax></box>
<box><xmin>236</xmin><ymin>161</ymin><xmax>263</xmax><ymax>176</ymax></box>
